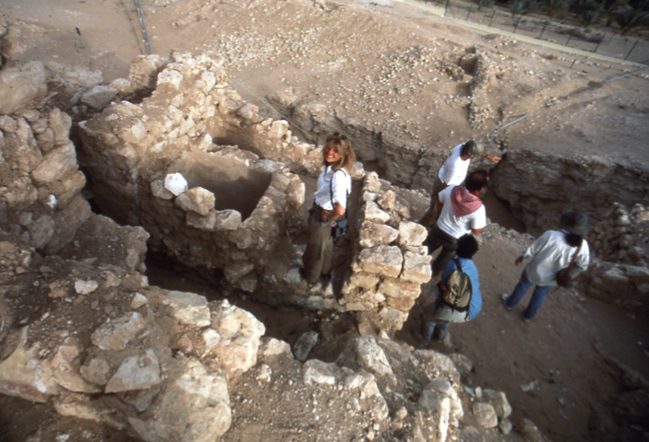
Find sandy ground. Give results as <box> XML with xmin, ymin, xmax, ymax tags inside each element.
<box><xmin>2</xmin><ymin>0</ymin><xmax>649</xmax><ymax>441</ymax></box>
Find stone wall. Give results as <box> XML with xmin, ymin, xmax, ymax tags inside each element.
<box><xmin>0</xmin><ymin>107</ymin><xmax>90</xmax><ymax>255</ymax></box>
<box><xmin>342</xmin><ymin>172</ymin><xmax>432</xmax><ymax>332</ymax></box>
<box><xmin>490</xmin><ymin>149</ymin><xmax>649</xmax><ymax>236</ymax></box>
<box><xmin>77</xmin><ymin>52</ymin><xmax>315</xmax><ymax>293</ymax></box>
<box><xmin>580</xmin><ymin>202</ymin><xmax>649</xmax><ymax>313</ymax></box>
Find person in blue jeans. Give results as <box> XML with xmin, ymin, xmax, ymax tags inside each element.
<box><xmin>415</xmin><ymin>234</ymin><xmax>482</xmax><ymax>343</ymax></box>
<box><xmin>502</xmin><ymin>211</ymin><xmax>590</xmax><ymax>322</ymax></box>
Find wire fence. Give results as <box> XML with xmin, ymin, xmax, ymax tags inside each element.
<box><xmin>428</xmin><ymin>0</ymin><xmax>649</xmax><ymax>65</ymax></box>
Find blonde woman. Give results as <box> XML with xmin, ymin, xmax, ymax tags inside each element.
<box><xmin>304</xmin><ymin>133</ymin><xmax>355</xmax><ymax>285</ymax></box>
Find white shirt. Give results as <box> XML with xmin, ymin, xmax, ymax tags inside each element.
<box><xmin>436</xmin><ymin>186</ymin><xmax>486</xmax><ymax>239</ymax></box>
<box><xmin>314</xmin><ymin>166</ymin><xmax>352</xmax><ymax>210</ymax></box>
<box><xmin>438</xmin><ymin>143</ymin><xmax>471</xmax><ymax>186</ymax></box>
<box><xmin>522</xmin><ymin>230</ymin><xmax>590</xmax><ymax>286</ymax></box>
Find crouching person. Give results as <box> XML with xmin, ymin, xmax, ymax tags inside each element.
<box><xmin>415</xmin><ymin>234</ymin><xmax>482</xmax><ymax>343</ymax></box>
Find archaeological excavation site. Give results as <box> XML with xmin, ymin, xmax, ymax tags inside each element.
<box><xmin>1</xmin><ymin>0</ymin><xmax>648</xmax><ymax>441</ymax></box>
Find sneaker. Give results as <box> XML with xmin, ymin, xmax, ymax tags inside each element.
<box><xmin>523</xmin><ymin>316</ymin><xmax>532</xmax><ymax>323</ymax></box>
<box><xmin>412</xmin><ymin>330</ymin><xmax>430</xmax><ymax>344</ymax></box>
<box><xmin>501</xmin><ymin>293</ymin><xmax>513</xmax><ymax>311</ymax></box>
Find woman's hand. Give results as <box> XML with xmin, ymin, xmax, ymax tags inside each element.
<box><xmin>321</xmin><ymin>209</ymin><xmax>331</xmax><ymax>222</ymax></box>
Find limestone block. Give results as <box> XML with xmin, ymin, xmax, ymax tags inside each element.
<box><xmin>286</xmin><ymin>178</ymin><xmax>305</xmax><ymax>208</ymax></box>
<box><xmin>208</xmin><ymin>300</ymin><xmax>266</xmax><ymax>378</ymax></box>
<box><xmin>358</xmin><ymin>245</ymin><xmax>403</xmax><ymax>278</ymax></box>
<box><xmin>164</xmin><ymin>173</ymin><xmax>188</xmax><ymax>196</ymax></box>
<box><xmin>31</xmin><ymin>142</ymin><xmax>78</xmax><ymax>186</ymax></box>
<box><xmin>117</xmin><ymin>120</ymin><xmax>148</xmax><ymax>144</ymax></box>
<box><xmin>601</xmin><ymin>266</ymin><xmax>628</xmax><ymax>285</ymax></box>
<box><xmin>48</xmin><ymin>170</ymin><xmax>87</xmax><ymax>207</ymax></box>
<box><xmin>343</xmin><ymin>288</ymin><xmax>385</xmax><ymax>310</ymax></box>
<box><xmin>50</xmin><ymin>345</ymin><xmax>100</xmax><ymax>393</ymax></box>
<box><xmin>358</xmin><ymin>221</ymin><xmax>399</xmax><ymax>248</ymax></box>
<box><xmin>80</xmin><ymin>85</ymin><xmax>118</xmax><ymax>110</ymax></box>
<box><xmin>377</xmin><ymin>190</ymin><xmax>397</xmax><ymax>212</ymax></box>
<box><xmin>303</xmin><ymin>359</ymin><xmax>341</xmax><ymax>385</ymax></box>
<box><xmin>426</xmin><ymin>378</ymin><xmax>463</xmax><ymax>423</ymax></box>
<box><xmin>28</xmin><ymin>214</ymin><xmax>55</xmax><ymax>250</ymax></box>
<box><xmin>5</xmin><ymin>118</ymin><xmax>42</xmax><ymax>174</ymax></box>
<box><xmin>379</xmin><ymin>281</ymin><xmax>420</xmax><ymax>311</ymax></box>
<box><xmin>343</xmin><ymin>271</ymin><xmax>380</xmax><ymax>293</ymax></box>
<box><xmin>163</xmin><ymin>290</ymin><xmax>211</xmax><ymax>327</ymax></box>
<box><xmin>151</xmin><ymin>179</ymin><xmax>174</xmax><ymax>200</ymax></box>
<box><xmin>448</xmin><ymin>353</ymin><xmax>473</xmax><ymax>378</ymax></box>
<box><xmin>401</xmin><ymin>252</ymin><xmax>433</xmax><ymax>284</ymax></box>
<box><xmin>499</xmin><ymin>418</ymin><xmax>513</xmax><ymax>435</ymax></box>
<box><xmin>403</xmin><ymin>245</ymin><xmax>428</xmax><ymax>255</ymax></box>
<box><xmin>128</xmin><ymin>358</ymin><xmax>231</xmax><ymax>442</ymax></box>
<box><xmin>0</xmin><ymin>328</ymin><xmax>58</xmax><ymax>402</ymax></box>
<box><xmin>413</xmin><ymin>350</ymin><xmax>461</xmax><ymax>385</ymax></box>
<box><xmin>398</xmin><ymin>221</ymin><xmax>428</xmax><ymax>246</ymax></box>
<box><xmin>258</xmin><ymin>337</ymin><xmax>293</xmax><ymax>360</ymax></box>
<box><xmin>75</xmin><ymin>279</ymin><xmax>99</xmax><ymax>295</ymax></box>
<box><xmin>483</xmin><ymin>389</ymin><xmax>512</xmax><ymax>419</ymax></box>
<box><xmin>364</xmin><ymin>172</ymin><xmax>382</xmax><ymax>193</ymax></box>
<box><xmin>0</xmin><ymin>61</ymin><xmax>48</xmax><ymax>115</ymax></box>
<box><xmin>129</xmin><ymin>54</ymin><xmax>164</xmax><ymax>89</ymax></box>
<box><xmin>187</xmin><ymin>209</ymin><xmax>241</xmax><ymax>231</ymax></box>
<box><xmin>105</xmin><ymin>349</ymin><xmax>161</xmax><ymax>393</ymax></box>
<box><xmin>378</xmin><ymin>305</ymin><xmax>408</xmax><ymax>328</ymax></box>
<box><xmin>175</xmin><ymin>187</ymin><xmax>215</xmax><ymax>216</ymax></box>
<box><xmin>293</xmin><ymin>331</ymin><xmax>319</xmax><ymax>362</ymax></box>
<box><xmin>131</xmin><ymin>293</ymin><xmax>148</xmax><ymax>309</ymax></box>
<box><xmin>1</xmin><ymin>177</ymin><xmax>38</xmax><ymax>210</ymax></box>
<box><xmin>417</xmin><ymin>390</ymin><xmax>451</xmax><ymax>442</ymax></box>
<box><xmin>157</xmin><ymin>69</ymin><xmax>183</xmax><ymax>89</ymax></box>
<box><xmin>520</xmin><ymin>418</ymin><xmax>547</xmax><ymax>442</ymax></box>
<box><xmin>111</xmin><ymin>78</ymin><xmax>137</xmax><ymax>96</ymax></box>
<box><xmin>91</xmin><ymin>312</ymin><xmax>146</xmax><ymax>351</ymax></box>
<box><xmin>80</xmin><ymin>357</ymin><xmax>112</xmax><ymax>386</ymax></box>
<box><xmin>233</xmin><ymin>273</ymin><xmax>257</xmax><ymax>293</ymax></box>
<box><xmin>224</xmin><ymin>262</ymin><xmax>254</xmax><ymax>284</ymax></box>
<box><xmin>47</xmin><ymin>107</ymin><xmax>72</xmax><ymax>145</ymax></box>
<box><xmin>626</xmin><ymin>265</ymin><xmax>649</xmax><ymax>284</ymax></box>
<box><xmin>36</xmin><ymin>127</ymin><xmax>55</xmax><ymax>151</ymax></box>
<box><xmin>363</xmin><ymin>201</ymin><xmax>392</xmax><ymax>224</ymax></box>
<box><xmin>338</xmin><ymin>336</ymin><xmax>394</xmax><ymax>379</ymax></box>
<box><xmin>472</xmin><ymin>402</ymin><xmax>498</xmax><ymax>428</ymax></box>
<box><xmin>268</xmin><ymin>120</ymin><xmax>289</xmax><ymax>140</ymax></box>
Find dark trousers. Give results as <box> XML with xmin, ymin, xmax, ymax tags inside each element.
<box><xmin>426</xmin><ymin>224</ymin><xmax>458</xmax><ymax>277</ymax></box>
<box><xmin>303</xmin><ymin>205</ymin><xmax>333</xmax><ymax>284</ymax></box>
<box><xmin>418</xmin><ymin>177</ymin><xmax>447</xmax><ymax>228</ymax></box>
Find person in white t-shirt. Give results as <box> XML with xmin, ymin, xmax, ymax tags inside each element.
<box><xmin>427</xmin><ymin>169</ymin><xmax>489</xmax><ymax>276</ymax></box>
<box><xmin>502</xmin><ymin>212</ymin><xmax>590</xmax><ymax>322</ymax></box>
<box><xmin>419</xmin><ymin>140</ymin><xmax>499</xmax><ymax>227</ymax></box>
<box><xmin>304</xmin><ymin>133</ymin><xmax>355</xmax><ymax>285</ymax></box>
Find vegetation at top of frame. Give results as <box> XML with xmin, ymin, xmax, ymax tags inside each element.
<box><xmin>479</xmin><ymin>0</ymin><xmax>649</xmax><ymax>31</ymax></box>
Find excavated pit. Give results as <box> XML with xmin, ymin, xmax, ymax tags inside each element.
<box><xmin>167</xmin><ymin>151</ymin><xmax>272</xmax><ymax>220</ymax></box>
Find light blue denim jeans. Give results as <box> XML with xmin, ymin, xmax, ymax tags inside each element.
<box><xmin>504</xmin><ymin>270</ymin><xmax>553</xmax><ymax>321</ymax></box>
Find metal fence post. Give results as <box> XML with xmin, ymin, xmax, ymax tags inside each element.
<box><xmin>489</xmin><ymin>10</ymin><xmax>497</xmax><ymax>27</ymax></box>
<box><xmin>539</xmin><ymin>20</ymin><xmax>549</xmax><ymax>40</ymax></box>
<box><xmin>466</xmin><ymin>6</ymin><xmax>472</xmax><ymax>21</ymax></box>
<box><xmin>593</xmin><ymin>34</ymin><xmax>603</xmax><ymax>53</ymax></box>
<box><xmin>513</xmin><ymin>15</ymin><xmax>522</xmax><ymax>34</ymax></box>
<box><xmin>444</xmin><ymin>0</ymin><xmax>450</xmax><ymax>17</ymax></box>
<box><xmin>625</xmin><ymin>39</ymin><xmax>640</xmax><ymax>61</ymax></box>
<box><xmin>565</xmin><ymin>31</ymin><xmax>574</xmax><ymax>47</ymax></box>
